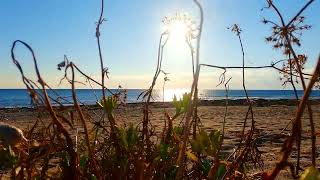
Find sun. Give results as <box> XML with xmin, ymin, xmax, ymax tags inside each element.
<box><xmin>168</xmin><ymin>21</ymin><xmax>190</xmax><ymax>42</ymax></box>
<box><xmin>162</xmin><ymin>12</ymin><xmax>197</xmax><ymax>44</ymax></box>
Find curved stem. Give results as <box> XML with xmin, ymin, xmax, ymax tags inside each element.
<box><xmin>11</xmin><ymin>40</ymin><xmax>80</xmax><ymax>179</ymax></box>
<box><xmin>176</xmin><ymin>0</ymin><xmax>203</xmax><ymax>179</ymax></box>
<box><xmin>70</xmin><ymin>63</ymin><xmax>101</xmax><ymax>179</ymax></box>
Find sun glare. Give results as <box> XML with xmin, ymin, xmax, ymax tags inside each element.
<box><xmin>162</xmin><ymin>12</ymin><xmax>197</xmax><ymax>45</ymax></box>
<box><xmin>159</xmin><ymin>88</ymin><xmax>190</xmax><ymax>102</ymax></box>
<box><xmin>169</xmin><ymin>21</ymin><xmax>190</xmax><ymax>42</ymax></box>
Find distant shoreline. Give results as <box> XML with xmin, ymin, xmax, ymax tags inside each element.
<box><xmin>1</xmin><ymin>89</ymin><xmax>319</xmax><ymax>109</ymax></box>
<box><xmin>1</xmin><ymin>98</ymin><xmax>320</xmax><ymax>110</ymax></box>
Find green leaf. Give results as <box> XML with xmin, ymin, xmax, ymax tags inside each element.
<box><xmin>191</xmin><ymin>130</ymin><xmax>222</xmax><ymax>156</ymax></box>
<box><xmin>173</xmin><ymin>126</ymin><xmax>183</xmax><ymax>135</ymax></box>
<box><xmin>80</xmin><ymin>155</ymin><xmax>88</xmax><ymax>171</ymax></box>
<box><xmin>215</xmin><ymin>164</ymin><xmax>226</xmax><ymax>180</ymax></box>
<box><xmin>152</xmin><ymin>156</ymin><xmax>161</xmax><ymax>165</ymax></box>
<box><xmin>91</xmin><ymin>174</ymin><xmax>97</xmax><ymax>180</ymax></box>
<box><xmin>209</xmin><ymin>130</ymin><xmax>222</xmax><ymax>154</ymax></box>
<box><xmin>166</xmin><ymin>165</ymin><xmax>178</xmax><ymax>179</ymax></box>
<box><xmin>126</xmin><ymin>124</ymin><xmax>139</xmax><ymax>149</ymax></box>
<box><xmin>0</xmin><ymin>146</ymin><xmax>18</xmax><ymax>170</ymax></box>
<box><xmin>98</xmin><ymin>96</ymin><xmax>118</xmax><ymax>114</ymax></box>
<box><xmin>201</xmin><ymin>159</ymin><xmax>212</xmax><ymax>176</ymax></box>
<box><xmin>119</xmin><ymin>127</ymin><xmax>128</xmax><ymax>150</ymax></box>
<box><xmin>300</xmin><ymin>166</ymin><xmax>320</xmax><ymax>180</ymax></box>
<box><xmin>172</xmin><ymin>95</ymin><xmax>181</xmax><ymax>115</ymax></box>
<box><xmin>181</xmin><ymin>93</ymin><xmax>190</xmax><ymax>110</ymax></box>
<box><xmin>159</xmin><ymin>143</ymin><xmax>169</xmax><ymax>160</ymax></box>
<box><xmin>191</xmin><ymin>139</ymin><xmax>202</xmax><ymax>153</ymax></box>
<box><xmin>172</xmin><ymin>93</ymin><xmax>191</xmax><ymax>117</ymax></box>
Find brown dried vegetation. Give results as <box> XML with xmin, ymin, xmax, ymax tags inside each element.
<box><xmin>0</xmin><ymin>0</ymin><xmax>319</xmax><ymax>179</ymax></box>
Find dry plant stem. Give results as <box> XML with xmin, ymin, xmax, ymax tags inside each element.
<box><xmin>192</xmin><ymin>91</ymin><xmax>198</xmax><ymax>139</ymax></box>
<box><xmin>176</xmin><ymin>0</ymin><xmax>203</xmax><ymax>179</ymax></box>
<box><xmin>288</xmin><ymin>54</ymin><xmax>299</xmax><ymax>101</ymax></box>
<box><xmin>192</xmin><ymin>89</ymin><xmax>200</xmax><ymax>178</ymax></box>
<box><xmin>287</xmin><ymin>53</ymin><xmax>302</xmax><ymax>173</ymax></box>
<box><xmin>95</xmin><ymin>0</ymin><xmax>120</xmax><ymax>156</ymax></box>
<box><xmin>287</xmin><ymin>34</ymin><xmax>315</xmax><ymax>169</ymax></box>
<box><xmin>280</xmin><ymin>54</ymin><xmax>299</xmax><ymax>134</ymax></box>
<box><xmin>210</xmin><ymin>77</ymin><xmax>231</xmax><ymax>179</ymax></box>
<box><xmin>143</xmin><ymin>32</ymin><xmax>168</xmax><ymax>146</ymax></box>
<box><xmin>238</xmin><ymin>31</ymin><xmax>255</xmax><ymax>143</ymax></box>
<box><xmin>277</xmin><ymin>64</ymin><xmax>300</xmax><ymax>135</ymax></box>
<box><xmin>223</xmin><ymin>26</ymin><xmax>255</xmax><ymax>178</ymax></box>
<box><xmin>268</xmin><ymin>0</ymin><xmax>316</xmax><ymax>167</ymax></box>
<box><xmin>222</xmin><ymin>78</ymin><xmax>231</xmax><ymax>141</ymax></box>
<box><xmin>200</xmin><ymin>62</ymin><xmax>313</xmax><ymax>79</ymax></box>
<box><xmin>11</xmin><ymin>40</ymin><xmax>80</xmax><ymax>179</ymax></box>
<box><xmin>161</xmin><ymin>71</ymin><xmax>171</xmax><ymax>142</ymax></box>
<box><xmin>267</xmin><ymin>56</ymin><xmax>320</xmax><ymax>180</ymax></box>
<box><xmin>161</xmin><ymin>79</ymin><xmax>167</xmax><ymax>141</ymax></box>
<box><xmin>186</xmin><ymin>33</ymin><xmax>196</xmax><ymax>76</ymax></box>
<box><xmin>187</xmin><ymin>30</ymin><xmax>198</xmax><ymax>140</ymax></box>
<box><xmin>73</xmin><ymin>64</ymin><xmax>114</xmax><ymax>95</ymax></box>
<box><xmin>192</xmin><ymin>53</ymin><xmax>198</xmax><ymax>140</ymax></box>
<box><xmin>287</xmin><ymin>0</ymin><xmax>315</xmax><ymax>27</ymax></box>
<box><xmin>95</xmin><ymin>0</ymin><xmax>116</xmax><ymax>128</ymax></box>
<box><xmin>70</xmin><ymin>63</ymin><xmax>101</xmax><ymax>179</ymax></box>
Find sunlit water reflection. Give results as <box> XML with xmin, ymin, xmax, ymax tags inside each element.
<box><xmin>0</xmin><ymin>89</ymin><xmax>319</xmax><ymax>108</ymax></box>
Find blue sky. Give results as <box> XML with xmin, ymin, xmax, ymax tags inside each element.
<box><xmin>0</xmin><ymin>0</ymin><xmax>319</xmax><ymax>89</ymax></box>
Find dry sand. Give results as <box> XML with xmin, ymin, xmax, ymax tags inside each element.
<box><xmin>0</xmin><ymin>101</ymin><xmax>320</xmax><ymax>179</ymax></box>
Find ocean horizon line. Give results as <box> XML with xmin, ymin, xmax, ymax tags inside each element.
<box><xmin>0</xmin><ymin>88</ymin><xmax>318</xmax><ymax>91</ymax></box>
<box><xmin>0</xmin><ymin>89</ymin><xmax>319</xmax><ymax>108</ymax></box>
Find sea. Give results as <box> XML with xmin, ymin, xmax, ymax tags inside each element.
<box><xmin>0</xmin><ymin>89</ymin><xmax>319</xmax><ymax>108</ymax></box>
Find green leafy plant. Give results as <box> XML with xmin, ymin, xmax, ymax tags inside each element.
<box><xmin>191</xmin><ymin>130</ymin><xmax>222</xmax><ymax>156</ymax></box>
<box><xmin>0</xmin><ymin>146</ymin><xmax>18</xmax><ymax>170</ymax></box>
<box><xmin>97</xmin><ymin>95</ymin><xmax>118</xmax><ymax>115</ymax></box>
<box><xmin>300</xmin><ymin>167</ymin><xmax>320</xmax><ymax>180</ymax></box>
<box><xmin>118</xmin><ymin>124</ymin><xmax>139</xmax><ymax>151</ymax></box>
<box><xmin>172</xmin><ymin>92</ymin><xmax>191</xmax><ymax>117</ymax></box>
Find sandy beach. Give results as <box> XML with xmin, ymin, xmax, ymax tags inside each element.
<box><xmin>1</xmin><ymin>99</ymin><xmax>320</xmax><ymax>178</ymax></box>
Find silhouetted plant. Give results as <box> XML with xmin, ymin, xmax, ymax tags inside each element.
<box><xmin>1</xmin><ymin>0</ymin><xmax>319</xmax><ymax>179</ymax></box>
